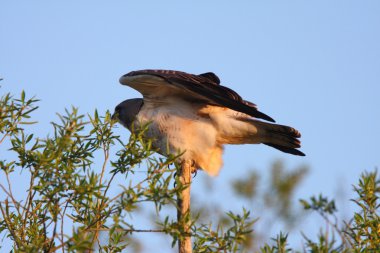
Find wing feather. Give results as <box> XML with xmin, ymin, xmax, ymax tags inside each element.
<box><xmin>120</xmin><ymin>69</ymin><xmax>275</xmax><ymax>122</ymax></box>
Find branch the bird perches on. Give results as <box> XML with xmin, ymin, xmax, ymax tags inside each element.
<box><xmin>177</xmin><ymin>160</ymin><xmax>193</xmax><ymax>253</ymax></box>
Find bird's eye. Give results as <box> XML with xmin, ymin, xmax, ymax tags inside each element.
<box><xmin>115</xmin><ymin>105</ymin><xmax>121</xmax><ymax>112</ymax></box>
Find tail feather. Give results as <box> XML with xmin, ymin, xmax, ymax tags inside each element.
<box><xmin>251</xmin><ymin>120</ymin><xmax>305</xmax><ymax>156</ymax></box>
<box><xmin>210</xmin><ymin>108</ymin><xmax>305</xmax><ymax>156</ymax></box>
<box><xmin>264</xmin><ymin>143</ymin><xmax>305</xmax><ymax>156</ymax></box>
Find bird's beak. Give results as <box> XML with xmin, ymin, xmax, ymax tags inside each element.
<box><xmin>111</xmin><ymin>112</ymin><xmax>119</xmax><ymax>121</ymax></box>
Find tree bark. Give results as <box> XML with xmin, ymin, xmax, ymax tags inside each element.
<box><xmin>177</xmin><ymin>160</ymin><xmax>193</xmax><ymax>253</ymax></box>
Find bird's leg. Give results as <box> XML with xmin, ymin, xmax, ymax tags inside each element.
<box><xmin>190</xmin><ymin>160</ymin><xmax>198</xmax><ymax>177</ymax></box>
<box><xmin>174</xmin><ymin>160</ymin><xmax>197</xmax><ymax>186</ymax></box>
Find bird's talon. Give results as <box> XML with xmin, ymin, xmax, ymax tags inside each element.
<box><xmin>192</xmin><ymin>169</ymin><xmax>198</xmax><ymax>178</ymax></box>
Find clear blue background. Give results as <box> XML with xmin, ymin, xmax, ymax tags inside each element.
<box><xmin>1</xmin><ymin>1</ymin><xmax>380</xmax><ymax>251</ymax></box>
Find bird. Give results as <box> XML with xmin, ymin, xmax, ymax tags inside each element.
<box><xmin>114</xmin><ymin>69</ymin><xmax>304</xmax><ymax>176</ymax></box>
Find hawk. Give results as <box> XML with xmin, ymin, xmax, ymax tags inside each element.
<box><xmin>114</xmin><ymin>69</ymin><xmax>304</xmax><ymax>176</ymax></box>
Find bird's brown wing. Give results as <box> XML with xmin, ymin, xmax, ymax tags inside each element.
<box><xmin>119</xmin><ymin>69</ymin><xmax>275</xmax><ymax>122</ymax></box>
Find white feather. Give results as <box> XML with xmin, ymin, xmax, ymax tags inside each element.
<box><xmin>136</xmin><ymin>98</ymin><xmax>224</xmax><ymax>176</ymax></box>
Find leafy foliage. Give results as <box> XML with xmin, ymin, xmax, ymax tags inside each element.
<box><xmin>299</xmin><ymin>170</ymin><xmax>380</xmax><ymax>252</ymax></box>
<box><xmin>0</xmin><ymin>90</ymin><xmax>255</xmax><ymax>252</ymax></box>
<box><xmin>0</xmin><ymin>89</ymin><xmax>379</xmax><ymax>252</ymax></box>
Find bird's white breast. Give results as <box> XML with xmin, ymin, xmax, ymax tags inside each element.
<box><xmin>135</xmin><ymin>99</ymin><xmax>220</xmax><ymax>172</ymax></box>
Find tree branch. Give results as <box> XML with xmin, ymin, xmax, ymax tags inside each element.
<box><xmin>177</xmin><ymin>160</ymin><xmax>193</xmax><ymax>253</ymax></box>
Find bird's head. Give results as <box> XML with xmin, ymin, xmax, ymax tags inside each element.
<box><xmin>113</xmin><ymin>98</ymin><xmax>144</xmax><ymax>130</ymax></box>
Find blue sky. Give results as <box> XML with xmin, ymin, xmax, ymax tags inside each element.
<box><xmin>1</xmin><ymin>0</ymin><xmax>380</xmax><ymax>251</ymax></box>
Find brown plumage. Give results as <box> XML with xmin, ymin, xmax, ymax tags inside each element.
<box><xmin>114</xmin><ymin>69</ymin><xmax>304</xmax><ymax>176</ymax></box>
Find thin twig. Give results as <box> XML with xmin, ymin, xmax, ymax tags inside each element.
<box><xmin>89</xmin><ymin>228</ymin><xmax>165</xmax><ymax>233</ymax></box>
<box><xmin>47</xmin><ymin>217</ymin><xmax>58</xmax><ymax>253</ymax></box>
<box><xmin>91</xmin><ymin>145</ymin><xmax>110</xmax><ymax>250</ymax></box>
<box><xmin>0</xmin><ymin>202</ymin><xmax>22</xmax><ymax>249</ymax></box>
<box><xmin>99</xmin><ymin>148</ymin><xmax>109</xmax><ymax>186</ymax></box>
<box><xmin>50</xmin><ymin>226</ymin><xmax>166</xmax><ymax>252</ymax></box>
<box><xmin>21</xmin><ymin>172</ymin><xmax>37</xmax><ymax>241</ymax></box>
<box><xmin>0</xmin><ymin>133</ymin><xmax>9</xmax><ymax>145</ymax></box>
<box><xmin>60</xmin><ymin>195</ymin><xmax>73</xmax><ymax>253</ymax></box>
<box><xmin>5</xmin><ymin>173</ymin><xmax>22</xmax><ymax>217</ymax></box>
